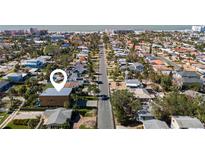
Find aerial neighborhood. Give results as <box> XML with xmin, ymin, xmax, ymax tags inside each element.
<box><xmin>1</xmin><ymin>26</ymin><xmax>205</xmax><ymax>129</ymax></box>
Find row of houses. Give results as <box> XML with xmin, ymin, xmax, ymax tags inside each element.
<box><xmin>144</xmin><ymin>54</ymin><xmax>204</xmax><ymax>90</ymax></box>
<box><xmin>38</xmin><ymin>46</ymin><xmax>95</xmax><ymax>128</ymax></box>
<box><xmin>21</xmin><ymin>56</ymin><xmax>51</xmax><ymax>68</ymax></box>
<box><xmin>142</xmin><ymin>116</ymin><xmax>204</xmax><ymax>129</ymax></box>
<box><xmin>159</xmin><ymin>46</ymin><xmax>205</xmax><ymax>82</ymax></box>
<box><xmin>39</xmin><ymin>46</ymin><xmax>89</xmax><ymax>107</ymax></box>
<box><xmin>0</xmin><ymin>56</ymin><xmax>52</xmax><ymax>94</ymax></box>
<box><xmin>112</xmin><ymin>33</ymin><xmax>205</xmax><ymax>129</ymax></box>
<box><xmin>173</xmin><ymin>71</ymin><xmax>203</xmax><ymax>89</ymax></box>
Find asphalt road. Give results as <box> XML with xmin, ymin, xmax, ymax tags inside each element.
<box><xmin>97</xmin><ymin>45</ymin><xmax>114</xmax><ymax>129</ymax></box>
<box><xmin>158</xmin><ymin>56</ymin><xmax>181</xmax><ymax>70</ymax></box>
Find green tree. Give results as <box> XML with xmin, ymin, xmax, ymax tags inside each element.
<box><xmin>160</xmin><ymin>75</ymin><xmax>172</xmax><ymax>91</ymax></box>
<box><xmin>26</xmin><ymin>94</ymin><xmax>38</xmax><ymax>107</ymax></box>
<box><xmin>88</xmin><ymin>84</ymin><xmax>100</xmax><ymax>96</ymax></box>
<box><xmin>151</xmin><ymin>92</ymin><xmax>199</xmax><ymax>124</ymax></box>
<box><xmin>111</xmin><ymin>90</ymin><xmax>142</xmax><ymax>125</ymax></box>
<box><xmin>45</xmin><ymin>64</ymin><xmax>52</xmax><ymax>81</ymax></box>
<box><xmin>126</xmin><ymin>51</ymin><xmax>139</xmax><ymax>62</ymax></box>
<box><xmin>103</xmin><ymin>33</ymin><xmax>110</xmax><ymax>44</ymax></box>
<box><xmin>110</xmin><ymin>65</ymin><xmax>122</xmax><ymax>82</ymax></box>
<box><xmin>14</xmin><ymin>64</ymin><xmax>20</xmax><ymax>72</ymax></box>
<box><xmin>18</xmin><ymin>85</ymin><xmax>27</xmax><ymax>96</ymax></box>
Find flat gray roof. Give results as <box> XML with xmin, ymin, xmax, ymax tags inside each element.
<box><xmin>44</xmin><ymin>108</ymin><xmax>73</xmax><ymax>125</ymax></box>
<box><xmin>143</xmin><ymin>119</ymin><xmax>169</xmax><ymax>129</ymax></box>
<box><xmin>40</xmin><ymin>88</ymin><xmax>72</xmax><ymax>96</ymax></box>
<box><xmin>125</xmin><ymin>79</ymin><xmax>141</xmax><ymax>84</ymax></box>
<box><xmin>172</xmin><ymin>116</ymin><xmax>204</xmax><ymax>129</ymax></box>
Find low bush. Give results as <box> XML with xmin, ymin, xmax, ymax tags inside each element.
<box><xmin>12</xmin><ymin>119</ymin><xmax>40</xmax><ymax>128</ymax></box>
<box><xmin>28</xmin><ymin>119</ymin><xmax>40</xmax><ymax>128</ymax></box>
<box><xmin>13</xmin><ymin>119</ymin><xmax>29</xmax><ymax>126</ymax></box>
<box><xmin>79</xmin><ymin>124</ymin><xmax>88</xmax><ymax>129</ymax></box>
<box><xmin>84</xmin><ymin>112</ymin><xmax>94</xmax><ymax>117</ymax></box>
<box><xmin>75</xmin><ymin>109</ymin><xmax>90</xmax><ymax>116</ymax></box>
<box><xmin>20</xmin><ymin>107</ymin><xmax>50</xmax><ymax>111</ymax></box>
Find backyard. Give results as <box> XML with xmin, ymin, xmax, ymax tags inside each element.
<box><xmin>4</xmin><ymin>118</ymin><xmax>40</xmax><ymax>129</ymax></box>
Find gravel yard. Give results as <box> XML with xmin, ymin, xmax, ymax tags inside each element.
<box><xmin>14</xmin><ymin>111</ymin><xmax>43</xmax><ymax>120</ymax></box>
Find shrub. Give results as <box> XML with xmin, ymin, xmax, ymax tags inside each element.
<box><xmin>13</xmin><ymin>119</ymin><xmax>29</xmax><ymax>126</ymax></box>
<box><xmin>76</xmin><ymin>109</ymin><xmax>90</xmax><ymax>116</ymax></box>
<box><xmin>79</xmin><ymin>124</ymin><xmax>90</xmax><ymax>129</ymax></box>
<box><xmin>12</xmin><ymin>119</ymin><xmax>40</xmax><ymax>128</ymax></box>
<box><xmin>84</xmin><ymin>112</ymin><xmax>93</xmax><ymax>117</ymax></box>
<box><xmin>28</xmin><ymin>119</ymin><xmax>40</xmax><ymax>128</ymax></box>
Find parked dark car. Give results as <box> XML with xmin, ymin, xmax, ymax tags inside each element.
<box><xmin>101</xmin><ymin>95</ymin><xmax>109</xmax><ymax>100</ymax></box>
<box><xmin>97</xmin><ymin>81</ymin><xmax>103</xmax><ymax>84</ymax></box>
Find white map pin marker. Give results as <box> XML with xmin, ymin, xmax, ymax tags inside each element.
<box><xmin>50</xmin><ymin>69</ymin><xmax>67</xmax><ymax>92</ymax></box>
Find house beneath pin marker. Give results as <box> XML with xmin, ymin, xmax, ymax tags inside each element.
<box><xmin>39</xmin><ymin>88</ymin><xmax>72</xmax><ymax>107</ymax></box>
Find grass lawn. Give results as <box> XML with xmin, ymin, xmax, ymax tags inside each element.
<box><xmin>0</xmin><ymin>113</ymin><xmax>9</xmax><ymax>125</ymax></box>
<box><xmin>77</xmin><ymin>95</ymin><xmax>98</xmax><ymax>100</ymax></box>
<box><xmin>75</xmin><ymin>109</ymin><xmax>93</xmax><ymax>117</ymax></box>
<box><xmin>84</xmin><ymin>109</ymin><xmax>96</xmax><ymax>117</ymax></box>
<box><xmin>43</xmin><ymin>83</ymin><xmax>54</xmax><ymax>90</ymax></box>
<box><xmin>5</xmin><ymin>119</ymin><xmax>40</xmax><ymax>129</ymax></box>
<box><xmin>85</xmin><ymin>96</ymin><xmax>98</xmax><ymax>100</ymax></box>
<box><xmin>45</xmin><ymin>83</ymin><xmax>53</xmax><ymax>88</ymax></box>
<box><xmin>79</xmin><ymin>124</ymin><xmax>93</xmax><ymax>129</ymax></box>
<box><xmin>6</xmin><ymin>121</ymin><xmax>30</xmax><ymax>129</ymax></box>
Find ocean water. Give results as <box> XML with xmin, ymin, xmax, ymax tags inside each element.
<box><xmin>0</xmin><ymin>25</ymin><xmax>192</xmax><ymax>32</ymax></box>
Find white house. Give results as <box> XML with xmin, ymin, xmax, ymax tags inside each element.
<box><xmin>171</xmin><ymin>116</ymin><xmax>204</xmax><ymax>129</ymax></box>
<box><xmin>143</xmin><ymin>119</ymin><xmax>169</xmax><ymax>129</ymax></box>
<box><xmin>125</xmin><ymin>79</ymin><xmax>142</xmax><ymax>88</ymax></box>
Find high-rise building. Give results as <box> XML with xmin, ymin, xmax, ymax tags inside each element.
<box><xmin>192</xmin><ymin>25</ymin><xmax>205</xmax><ymax>32</ymax></box>
<box><xmin>30</xmin><ymin>28</ymin><xmax>39</xmax><ymax>35</ymax></box>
